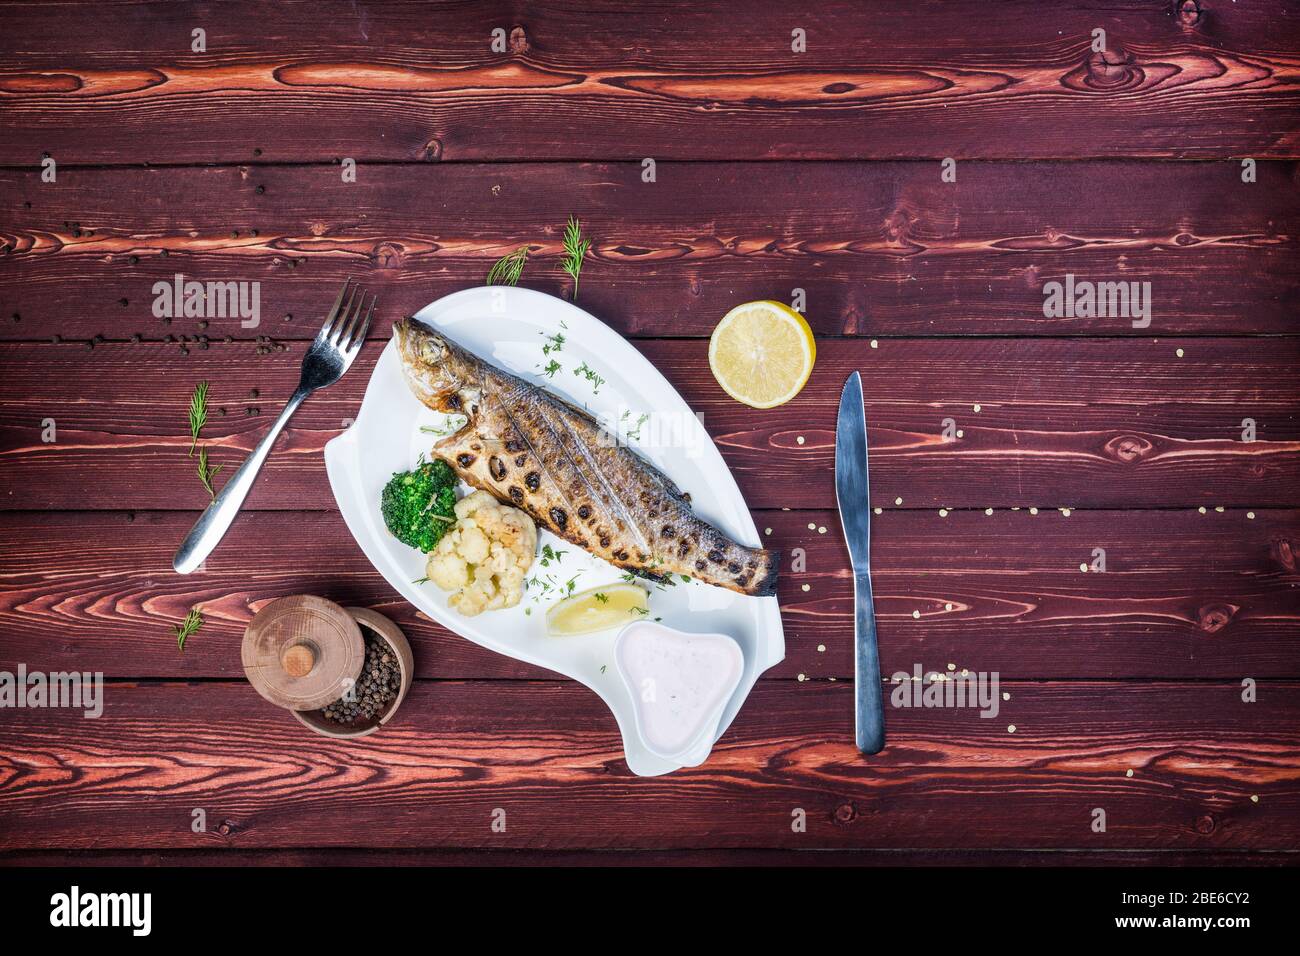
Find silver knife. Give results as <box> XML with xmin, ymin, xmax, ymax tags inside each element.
<box><xmin>835</xmin><ymin>371</ymin><xmax>884</xmax><ymax>754</ymax></box>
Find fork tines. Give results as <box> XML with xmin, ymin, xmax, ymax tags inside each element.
<box><xmin>322</xmin><ymin>277</ymin><xmax>376</xmax><ymax>352</ymax></box>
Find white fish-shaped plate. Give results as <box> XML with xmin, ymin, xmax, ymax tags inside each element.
<box><xmin>324</xmin><ymin>286</ymin><xmax>785</xmax><ymax>775</ymax></box>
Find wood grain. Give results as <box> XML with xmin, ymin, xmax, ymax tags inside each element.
<box><xmin>2</xmin><ymin>338</ymin><xmax>1296</xmax><ymax>511</ymax></box>
<box><xmin>2</xmin><ymin>1</ymin><xmax>1298</xmax><ymax>163</ymax></box>
<box><xmin>2</xmin><ymin>509</ymin><xmax>1297</xmax><ymax>681</ymax></box>
<box><xmin>2</xmin><ymin>162</ymin><xmax>1297</xmax><ymax>339</ymax></box>
<box><xmin>1</xmin><ymin>680</ymin><xmax>1295</xmax><ymax>850</ymax></box>
<box><xmin>5</xmin><ymin>847</ymin><xmax>1295</xmax><ymax>867</ymax></box>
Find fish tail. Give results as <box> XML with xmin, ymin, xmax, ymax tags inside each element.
<box><xmin>746</xmin><ymin>547</ymin><xmax>781</xmax><ymax>597</ymax></box>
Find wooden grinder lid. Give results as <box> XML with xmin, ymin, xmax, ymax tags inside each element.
<box><xmin>241</xmin><ymin>595</ymin><xmax>365</xmax><ymax>711</ymax></box>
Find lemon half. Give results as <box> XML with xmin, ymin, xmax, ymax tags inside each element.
<box><xmin>708</xmin><ymin>301</ymin><xmax>816</xmax><ymax>408</ymax></box>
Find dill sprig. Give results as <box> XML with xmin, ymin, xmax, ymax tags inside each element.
<box><xmin>197</xmin><ymin>447</ymin><xmax>223</xmax><ymax>501</ymax></box>
<box><xmin>486</xmin><ymin>245</ymin><xmax>529</xmax><ymax>286</ymax></box>
<box><xmin>561</xmin><ymin>216</ymin><xmax>592</xmax><ymax>300</ymax></box>
<box><xmin>174</xmin><ymin>608</ymin><xmax>203</xmax><ymax>651</ymax></box>
<box><xmin>187</xmin><ymin>381</ymin><xmax>210</xmax><ymax>457</ymax></box>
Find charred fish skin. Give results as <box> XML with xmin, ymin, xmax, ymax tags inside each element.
<box><xmin>395</xmin><ymin>317</ymin><xmax>780</xmax><ymax>597</ymax></box>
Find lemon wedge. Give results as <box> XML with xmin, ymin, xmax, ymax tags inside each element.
<box><xmin>708</xmin><ymin>300</ymin><xmax>816</xmax><ymax>408</ymax></box>
<box><xmin>545</xmin><ymin>583</ymin><xmax>650</xmax><ymax>636</ymax></box>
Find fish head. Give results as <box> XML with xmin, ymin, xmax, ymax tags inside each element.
<box><xmin>394</xmin><ymin>317</ymin><xmax>481</xmax><ymax>414</ymax></box>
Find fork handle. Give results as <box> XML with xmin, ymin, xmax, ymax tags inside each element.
<box><xmin>172</xmin><ymin>387</ymin><xmax>310</xmax><ymax>574</ymax></box>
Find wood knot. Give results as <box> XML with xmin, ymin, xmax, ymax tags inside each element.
<box><xmin>509</xmin><ymin>25</ymin><xmax>529</xmax><ymax>54</ymax></box>
<box><xmin>372</xmin><ymin>241</ymin><xmax>404</xmax><ymax>269</ymax></box>
<box><xmin>834</xmin><ymin>801</ymin><xmax>858</xmax><ymax>824</ymax></box>
<box><xmin>1194</xmin><ymin>814</ymin><xmax>1216</xmax><ymax>834</ymax></box>
<box><xmin>1103</xmin><ymin>434</ymin><xmax>1154</xmax><ymax>463</ymax></box>
<box><xmin>216</xmin><ymin>819</ymin><xmax>240</xmax><ymax>837</ymax></box>
<box><xmin>1086</xmin><ymin>46</ymin><xmax>1137</xmax><ymax>88</ymax></box>
<box><xmin>422</xmin><ymin>137</ymin><xmax>443</xmax><ymax>161</ymax></box>
<box><xmin>1063</xmin><ymin>46</ymin><xmax>1142</xmax><ymax>93</ymax></box>
<box><xmin>1176</xmin><ymin>0</ymin><xmax>1203</xmax><ymax>27</ymax></box>
<box><xmin>1271</xmin><ymin>537</ymin><xmax>1298</xmax><ymax>573</ymax></box>
<box><xmin>885</xmin><ymin>207</ymin><xmax>915</xmax><ymax>243</ymax></box>
<box><xmin>1196</xmin><ymin>603</ymin><xmax>1235</xmax><ymax>633</ymax></box>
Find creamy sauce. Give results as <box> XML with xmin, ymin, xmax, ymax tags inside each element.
<box><xmin>616</xmin><ymin>622</ymin><xmax>743</xmax><ymax>758</ymax></box>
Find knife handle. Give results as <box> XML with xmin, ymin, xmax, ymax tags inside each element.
<box><xmin>854</xmin><ymin>573</ymin><xmax>885</xmax><ymax>754</ymax></box>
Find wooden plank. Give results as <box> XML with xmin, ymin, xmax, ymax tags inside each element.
<box><xmin>2</xmin><ymin>338</ymin><xmax>1297</xmax><ymax>511</ymax></box>
<box><xmin>1</xmin><ymin>680</ymin><xmax>1295</xmax><ymax>850</ymax></box>
<box><xmin>2</xmin><ymin>1</ymin><xmax>1298</xmax><ymax>163</ymax></box>
<box><xmin>2</xmin><ymin>509</ymin><xmax>1297</xmax><ymax>681</ymax></box>
<box><xmin>3</xmin><ymin>848</ymin><xmax>1294</xmax><ymax>867</ymax></box>
<box><xmin>2</xmin><ymin>161</ymin><xmax>1297</xmax><ymax>339</ymax></box>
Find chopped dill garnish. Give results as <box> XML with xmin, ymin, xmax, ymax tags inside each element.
<box><xmin>574</xmin><ymin>361</ymin><xmax>605</xmax><ymax>394</ymax></box>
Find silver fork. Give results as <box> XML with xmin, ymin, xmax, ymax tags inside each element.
<box><xmin>173</xmin><ymin>279</ymin><xmax>376</xmax><ymax>574</ymax></box>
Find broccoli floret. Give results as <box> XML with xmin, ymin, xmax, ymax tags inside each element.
<box><xmin>380</xmin><ymin>459</ymin><xmax>458</xmax><ymax>552</ymax></box>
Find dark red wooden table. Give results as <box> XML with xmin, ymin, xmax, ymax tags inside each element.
<box><xmin>1</xmin><ymin>0</ymin><xmax>1298</xmax><ymax>866</ymax></box>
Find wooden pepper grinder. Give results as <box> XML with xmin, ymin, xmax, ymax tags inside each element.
<box><xmin>241</xmin><ymin>595</ymin><xmax>365</xmax><ymax>712</ymax></box>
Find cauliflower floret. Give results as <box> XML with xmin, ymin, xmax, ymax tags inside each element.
<box><xmin>425</xmin><ymin>490</ymin><xmax>537</xmax><ymax>616</ymax></box>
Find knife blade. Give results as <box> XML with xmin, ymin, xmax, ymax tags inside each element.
<box><xmin>835</xmin><ymin>371</ymin><xmax>885</xmax><ymax>754</ymax></box>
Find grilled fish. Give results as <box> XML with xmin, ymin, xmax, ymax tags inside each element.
<box><xmin>394</xmin><ymin>317</ymin><xmax>779</xmax><ymax>596</ymax></box>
